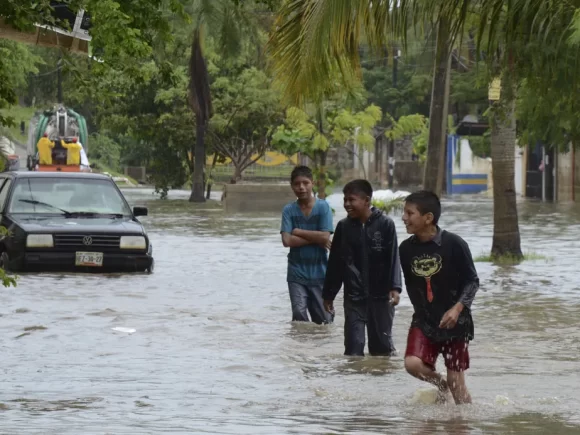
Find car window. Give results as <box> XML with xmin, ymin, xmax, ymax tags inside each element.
<box><xmin>8</xmin><ymin>177</ymin><xmax>132</xmax><ymax>215</ymax></box>
<box><xmin>0</xmin><ymin>178</ymin><xmax>12</xmax><ymax>212</ymax></box>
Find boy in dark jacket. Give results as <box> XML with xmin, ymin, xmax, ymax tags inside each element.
<box><xmin>399</xmin><ymin>190</ymin><xmax>478</xmax><ymax>404</ymax></box>
<box><xmin>322</xmin><ymin>180</ymin><xmax>402</xmax><ymax>356</ymax></box>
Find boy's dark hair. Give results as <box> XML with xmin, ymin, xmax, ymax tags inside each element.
<box><xmin>405</xmin><ymin>190</ymin><xmax>441</xmax><ymax>224</ymax></box>
<box><xmin>290</xmin><ymin>165</ymin><xmax>313</xmax><ymax>182</ymax></box>
<box><xmin>343</xmin><ymin>179</ymin><xmax>373</xmax><ymax>199</ymax></box>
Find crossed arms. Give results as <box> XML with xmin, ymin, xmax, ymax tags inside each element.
<box><xmin>281</xmin><ymin>229</ymin><xmax>331</xmax><ymax>249</ymax></box>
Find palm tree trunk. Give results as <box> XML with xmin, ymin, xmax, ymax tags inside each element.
<box><xmin>190</xmin><ymin>117</ymin><xmax>206</xmax><ymax>202</ymax></box>
<box><xmin>188</xmin><ymin>28</ymin><xmax>212</xmax><ymax>203</ymax></box>
<box><xmin>315</xmin><ymin>150</ymin><xmax>327</xmax><ymax>199</ymax></box>
<box><xmin>424</xmin><ymin>17</ymin><xmax>452</xmax><ymax>196</ymax></box>
<box><xmin>490</xmin><ymin>80</ymin><xmax>522</xmax><ymax>259</ymax></box>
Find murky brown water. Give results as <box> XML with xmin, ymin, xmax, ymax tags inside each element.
<box><xmin>2</xmin><ymin>187</ymin><xmax>580</xmax><ymax>434</ymax></box>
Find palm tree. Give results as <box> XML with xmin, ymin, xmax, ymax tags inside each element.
<box><xmin>269</xmin><ymin>0</ymin><xmax>579</xmax><ymax>259</ymax></box>
<box><xmin>269</xmin><ymin>2</ymin><xmax>470</xmax><ymax>197</ymax></box>
<box><xmin>480</xmin><ymin>0</ymin><xmax>579</xmax><ymax>258</ymax></box>
<box><xmin>186</xmin><ymin>0</ymin><xmax>260</xmax><ymax>202</ymax></box>
<box><xmin>188</xmin><ymin>25</ymin><xmax>212</xmax><ymax>202</ymax></box>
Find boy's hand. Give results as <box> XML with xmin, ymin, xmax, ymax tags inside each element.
<box><xmin>389</xmin><ymin>290</ymin><xmax>400</xmax><ymax>306</ymax></box>
<box><xmin>323</xmin><ymin>299</ymin><xmax>335</xmax><ymax>315</ymax></box>
<box><xmin>439</xmin><ymin>303</ymin><xmax>463</xmax><ymax>329</ymax></box>
<box><xmin>323</xmin><ymin>238</ymin><xmax>332</xmax><ymax>250</ymax></box>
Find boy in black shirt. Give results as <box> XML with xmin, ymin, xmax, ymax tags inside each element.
<box><xmin>322</xmin><ymin>180</ymin><xmax>402</xmax><ymax>356</ymax></box>
<box><xmin>399</xmin><ymin>191</ymin><xmax>479</xmax><ymax>404</ymax></box>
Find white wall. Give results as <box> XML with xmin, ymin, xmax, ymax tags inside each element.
<box><xmin>452</xmin><ymin>138</ymin><xmax>492</xmax><ymax>175</ymax></box>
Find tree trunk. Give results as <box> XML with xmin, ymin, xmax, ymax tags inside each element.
<box><xmin>189</xmin><ymin>117</ymin><xmax>206</xmax><ymax>202</ymax></box>
<box><xmin>423</xmin><ymin>17</ymin><xmax>452</xmax><ymax>196</ymax></box>
<box><xmin>187</xmin><ymin>28</ymin><xmax>212</xmax><ymax>203</ymax></box>
<box><xmin>490</xmin><ymin>81</ymin><xmax>522</xmax><ymax>259</ymax></box>
<box><xmin>205</xmin><ymin>152</ymin><xmax>218</xmax><ymax>199</ymax></box>
<box><xmin>315</xmin><ymin>150</ymin><xmax>327</xmax><ymax>199</ymax></box>
<box><xmin>230</xmin><ymin>164</ymin><xmax>242</xmax><ymax>184</ymax></box>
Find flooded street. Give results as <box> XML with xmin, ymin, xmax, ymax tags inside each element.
<box><xmin>2</xmin><ymin>187</ymin><xmax>580</xmax><ymax>434</ymax></box>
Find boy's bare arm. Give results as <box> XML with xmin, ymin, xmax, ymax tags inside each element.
<box><xmin>281</xmin><ymin>232</ymin><xmax>310</xmax><ymax>248</ymax></box>
<box><xmin>291</xmin><ymin>229</ymin><xmax>330</xmax><ymax>245</ymax></box>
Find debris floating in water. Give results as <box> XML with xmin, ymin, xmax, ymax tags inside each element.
<box><xmin>495</xmin><ymin>395</ymin><xmax>511</xmax><ymax>405</ymax></box>
<box><xmin>111</xmin><ymin>327</ymin><xmax>136</xmax><ymax>334</ymax></box>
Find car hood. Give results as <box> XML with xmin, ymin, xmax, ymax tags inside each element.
<box><xmin>9</xmin><ymin>214</ymin><xmax>146</xmax><ymax>234</ymax></box>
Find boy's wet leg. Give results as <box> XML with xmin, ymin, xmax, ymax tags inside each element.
<box><xmin>404</xmin><ymin>356</ymin><xmax>449</xmax><ymax>394</ymax></box>
<box><xmin>443</xmin><ymin>339</ymin><xmax>471</xmax><ymax>404</ymax></box>
<box><xmin>446</xmin><ymin>369</ymin><xmax>472</xmax><ymax>404</ymax></box>
<box><xmin>367</xmin><ymin>298</ymin><xmax>397</xmax><ymax>356</ymax></box>
<box><xmin>288</xmin><ymin>282</ymin><xmax>310</xmax><ymax>322</ymax></box>
<box><xmin>344</xmin><ymin>299</ymin><xmax>366</xmax><ymax>356</ymax></box>
<box><xmin>404</xmin><ymin>327</ymin><xmax>449</xmax><ymax>399</ymax></box>
<box><xmin>307</xmin><ymin>284</ymin><xmax>333</xmax><ymax>325</ymax></box>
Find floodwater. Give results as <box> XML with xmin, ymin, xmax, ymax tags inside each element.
<box><xmin>2</xmin><ymin>187</ymin><xmax>580</xmax><ymax>434</ymax></box>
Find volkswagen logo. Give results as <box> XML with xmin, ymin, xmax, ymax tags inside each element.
<box><xmin>82</xmin><ymin>236</ymin><xmax>93</xmax><ymax>246</ymax></box>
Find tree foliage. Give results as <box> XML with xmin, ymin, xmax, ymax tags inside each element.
<box><xmin>210</xmin><ymin>67</ymin><xmax>282</xmax><ymax>183</ymax></box>
<box><xmin>0</xmin><ymin>39</ymin><xmax>42</xmax><ymax>126</ymax></box>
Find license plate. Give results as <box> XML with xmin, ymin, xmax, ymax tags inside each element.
<box><xmin>75</xmin><ymin>251</ymin><xmax>103</xmax><ymax>267</ymax></box>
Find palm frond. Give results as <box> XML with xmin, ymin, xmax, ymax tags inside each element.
<box><xmin>268</xmin><ymin>0</ymin><xmax>391</xmax><ymax>106</ymax></box>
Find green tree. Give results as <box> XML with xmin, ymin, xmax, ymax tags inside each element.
<box><xmin>0</xmin><ymin>0</ymin><xmax>184</xmax><ymax>125</ymax></box>
<box><xmin>269</xmin><ymin>0</ymin><xmax>580</xmax><ymax>259</ymax></box>
<box><xmin>273</xmin><ymin>103</ymin><xmax>382</xmax><ymax>198</ymax></box>
<box><xmin>209</xmin><ymin>67</ymin><xmax>282</xmax><ymax>183</ymax></box>
<box><xmin>185</xmin><ymin>0</ymin><xmax>268</xmax><ymax>202</ymax></box>
<box><xmin>268</xmin><ymin>2</ymin><xmax>469</xmax><ymax>196</ymax></box>
<box><xmin>0</xmin><ymin>39</ymin><xmax>42</xmax><ymax>126</ymax></box>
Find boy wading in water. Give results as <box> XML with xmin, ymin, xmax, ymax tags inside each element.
<box><xmin>322</xmin><ymin>180</ymin><xmax>402</xmax><ymax>356</ymax></box>
<box><xmin>280</xmin><ymin>166</ymin><xmax>334</xmax><ymax>324</ymax></box>
<box><xmin>399</xmin><ymin>191</ymin><xmax>479</xmax><ymax>404</ymax></box>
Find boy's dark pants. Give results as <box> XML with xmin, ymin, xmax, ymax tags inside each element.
<box><xmin>344</xmin><ymin>297</ymin><xmax>396</xmax><ymax>356</ymax></box>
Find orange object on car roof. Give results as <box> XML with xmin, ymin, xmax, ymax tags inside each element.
<box><xmin>37</xmin><ymin>164</ymin><xmax>82</xmax><ymax>172</ymax></box>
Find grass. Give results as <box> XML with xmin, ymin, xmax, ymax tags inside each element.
<box><xmin>0</xmin><ymin>106</ymin><xmax>39</xmax><ymax>144</ymax></box>
<box><xmin>474</xmin><ymin>251</ymin><xmax>551</xmax><ymax>265</ymax></box>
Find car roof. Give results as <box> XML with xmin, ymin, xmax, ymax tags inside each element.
<box><xmin>3</xmin><ymin>171</ymin><xmax>113</xmax><ymax>181</ymax></box>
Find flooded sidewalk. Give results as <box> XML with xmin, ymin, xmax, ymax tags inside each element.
<box><xmin>1</xmin><ymin>188</ymin><xmax>579</xmax><ymax>434</ymax></box>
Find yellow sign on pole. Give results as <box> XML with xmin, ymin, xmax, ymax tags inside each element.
<box><xmin>488</xmin><ymin>78</ymin><xmax>501</xmax><ymax>101</ymax></box>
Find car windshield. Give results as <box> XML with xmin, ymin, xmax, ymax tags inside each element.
<box><xmin>8</xmin><ymin>177</ymin><xmax>132</xmax><ymax>216</ymax></box>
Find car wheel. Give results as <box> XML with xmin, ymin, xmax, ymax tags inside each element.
<box><xmin>146</xmin><ymin>259</ymin><xmax>154</xmax><ymax>274</ymax></box>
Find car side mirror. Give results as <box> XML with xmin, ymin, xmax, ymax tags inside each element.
<box><xmin>133</xmin><ymin>206</ymin><xmax>148</xmax><ymax>217</ymax></box>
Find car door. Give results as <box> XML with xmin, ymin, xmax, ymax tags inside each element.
<box><xmin>0</xmin><ymin>176</ymin><xmax>12</xmax><ymax>240</ymax></box>
<box><xmin>0</xmin><ymin>176</ymin><xmax>10</xmax><ymax>215</ymax></box>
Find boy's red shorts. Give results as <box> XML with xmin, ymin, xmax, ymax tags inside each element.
<box><xmin>405</xmin><ymin>327</ymin><xmax>470</xmax><ymax>372</ymax></box>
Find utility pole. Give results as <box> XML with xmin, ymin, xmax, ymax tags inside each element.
<box><xmin>388</xmin><ymin>46</ymin><xmax>399</xmax><ymax>189</ymax></box>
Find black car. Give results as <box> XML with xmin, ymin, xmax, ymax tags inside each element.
<box><xmin>0</xmin><ymin>171</ymin><xmax>154</xmax><ymax>273</ymax></box>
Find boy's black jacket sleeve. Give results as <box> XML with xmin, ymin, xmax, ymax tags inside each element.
<box><xmin>384</xmin><ymin>218</ymin><xmax>403</xmax><ymax>293</ymax></box>
<box><xmin>454</xmin><ymin>236</ymin><xmax>479</xmax><ymax>309</ymax></box>
<box><xmin>322</xmin><ymin>221</ymin><xmax>343</xmax><ymax>301</ymax></box>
